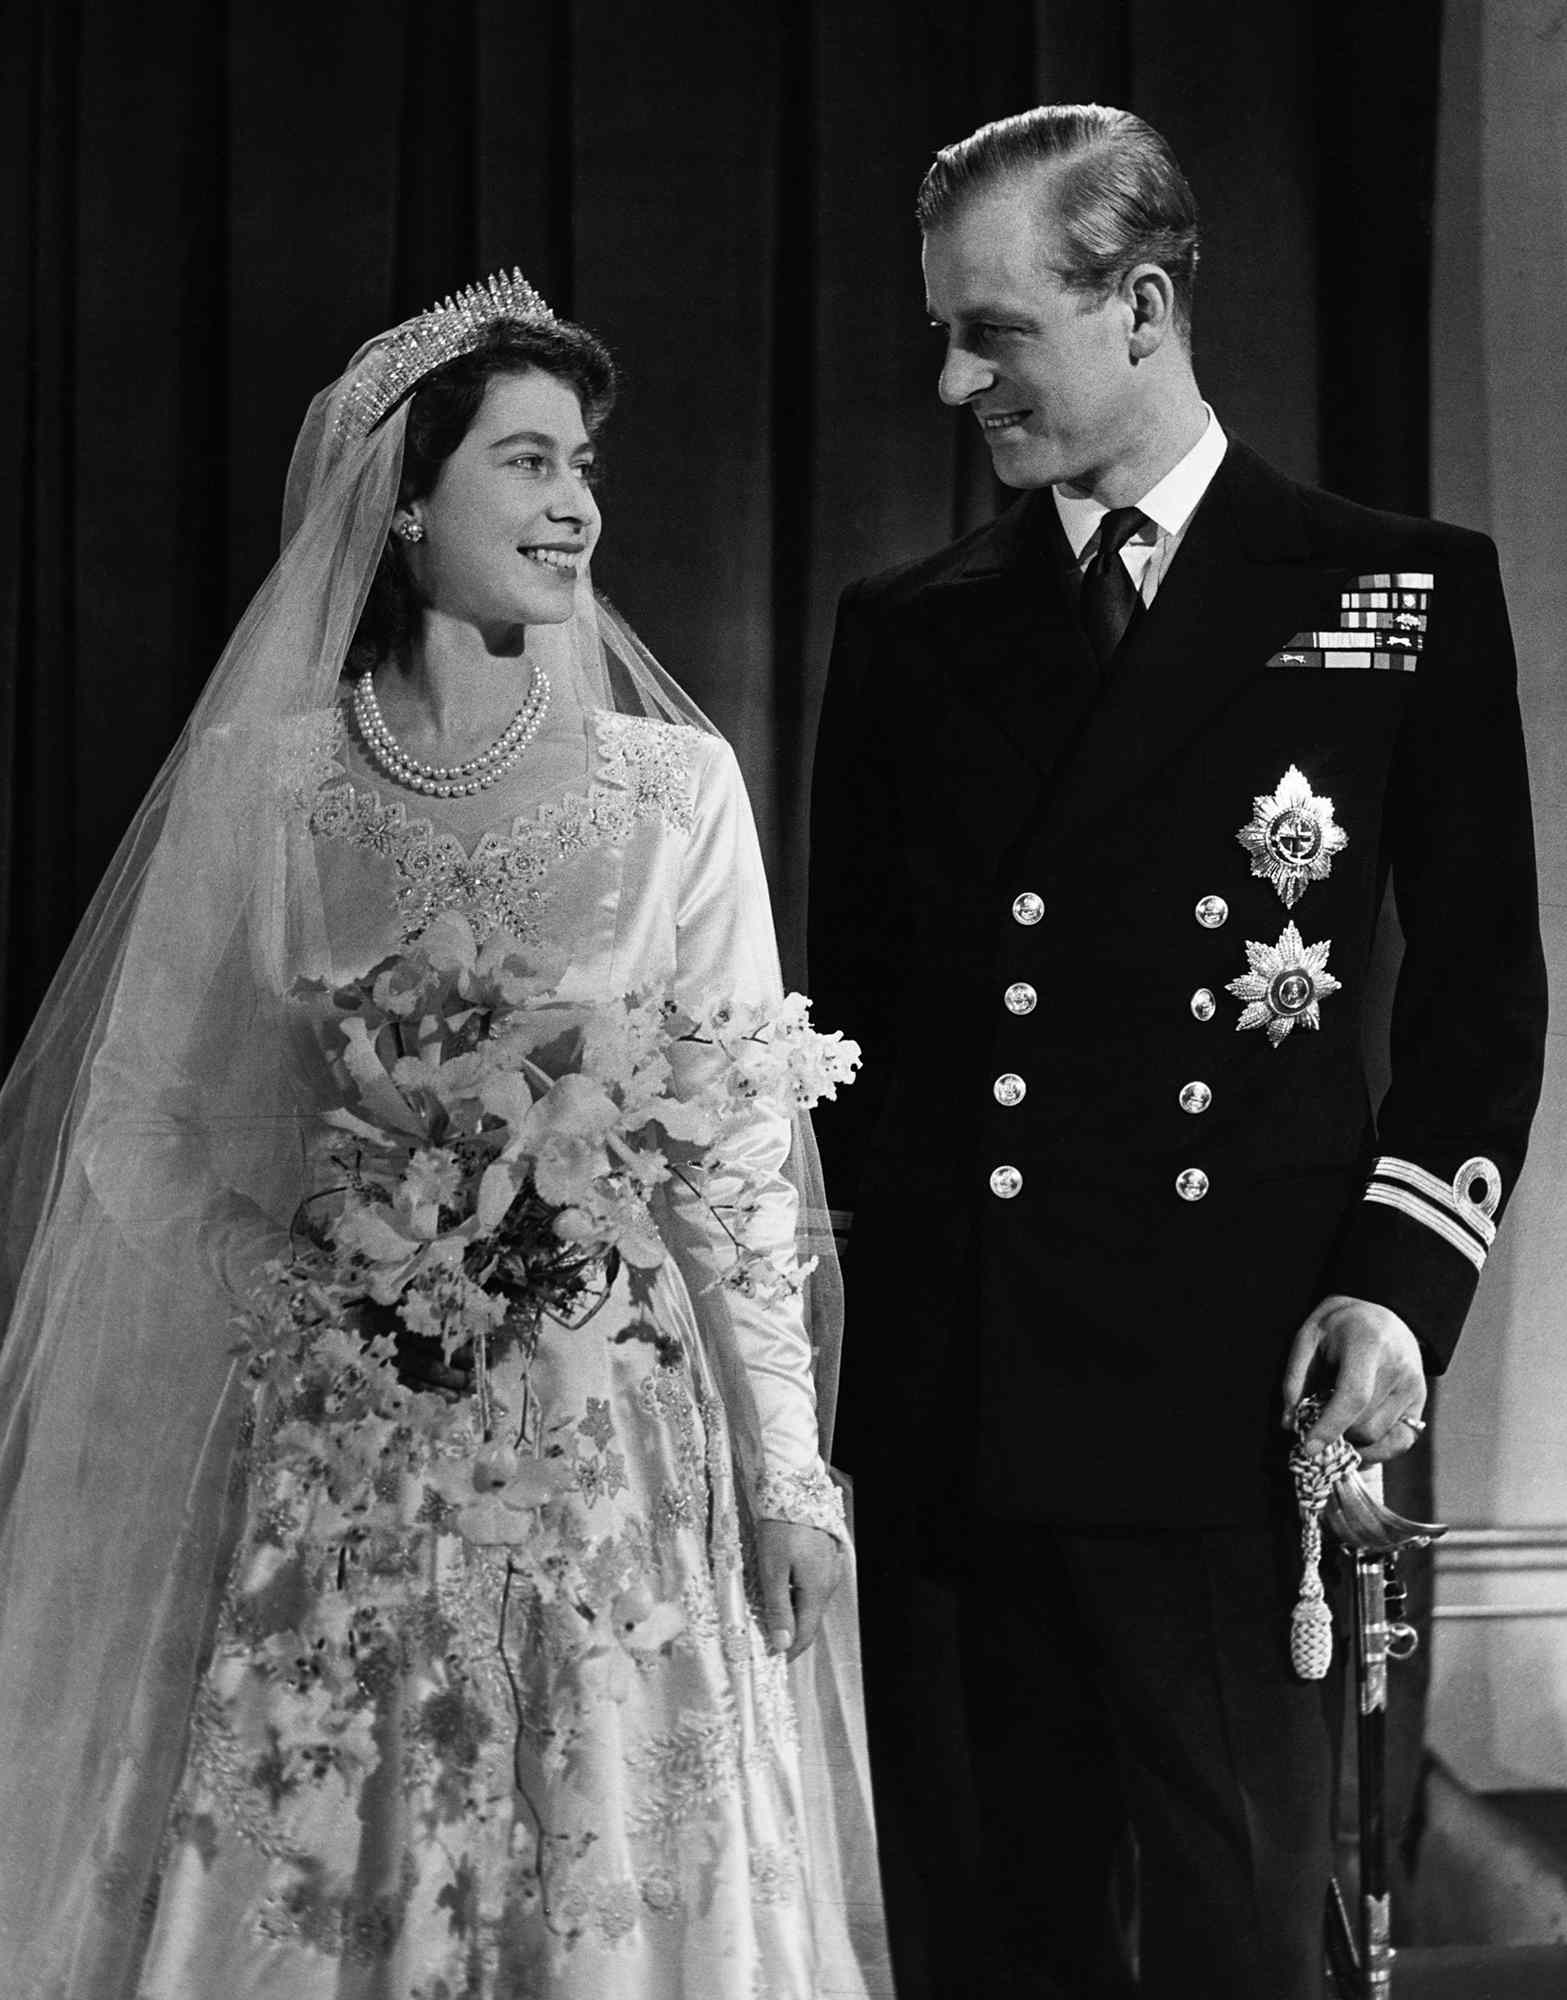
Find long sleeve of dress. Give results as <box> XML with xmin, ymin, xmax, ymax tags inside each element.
<box><xmin>73</xmin><ymin>725</ymin><xmax>304</xmax><ymax>1293</ymax></box>
<box><xmin>664</xmin><ymin>737</ymin><xmax>848</xmax><ymax>1544</ymax></box>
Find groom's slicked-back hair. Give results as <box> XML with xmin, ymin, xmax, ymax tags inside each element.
<box><xmin>917</xmin><ymin>103</ymin><xmax>1201</xmax><ymax>339</ymax></box>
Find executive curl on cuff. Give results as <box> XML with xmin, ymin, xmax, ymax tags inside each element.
<box><xmin>1362</xmin><ymin>1155</ymin><xmax>1500</xmax><ymax>1274</ymax></box>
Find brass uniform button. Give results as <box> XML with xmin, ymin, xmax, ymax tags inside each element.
<box><xmin>1194</xmin><ymin>895</ymin><xmax>1229</xmax><ymax>929</ymax></box>
<box><xmin>1011</xmin><ymin>891</ymin><xmax>1045</xmax><ymax>925</ymax></box>
<box><xmin>993</xmin><ymin>1073</ymin><xmax>1027</xmax><ymax>1107</ymax></box>
<box><xmin>1190</xmin><ymin>987</ymin><xmax>1216</xmax><ymax>1022</ymax></box>
<box><xmin>989</xmin><ymin>1165</ymin><xmax>1024</xmax><ymax>1199</ymax></box>
<box><xmin>1178</xmin><ymin>1081</ymin><xmax>1212</xmax><ymax>1115</ymax></box>
<box><xmin>1004</xmin><ymin>982</ymin><xmax>1038</xmax><ymax>1015</ymax></box>
<box><xmin>1175</xmin><ymin>1168</ymin><xmax>1210</xmax><ymax>1202</ymax></box>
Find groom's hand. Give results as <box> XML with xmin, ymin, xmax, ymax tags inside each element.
<box><xmin>1281</xmin><ymin>1292</ymin><xmax>1427</xmax><ymax>1466</ymax></box>
<box><xmin>756</xmin><ymin>1518</ymin><xmax>845</xmax><ymax>1662</ymax></box>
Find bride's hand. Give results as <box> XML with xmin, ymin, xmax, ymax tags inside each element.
<box><xmin>344</xmin><ymin>1299</ymin><xmax>473</xmax><ymax>1397</ymax></box>
<box><xmin>755</xmin><ymin>1518</ymin><xmax>845</xmax><ymax>1662</ymax></box>
<box><xmin>391</xmin><ymin>1327</ymin><xmax>473</xmax><ymax>1398</ymax></box>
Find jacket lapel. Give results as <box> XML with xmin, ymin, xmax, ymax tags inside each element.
<box><xmin>914</xmin><ymin>493</ymin><xmax>1099</xmax><ymax>789</ymax></box>
<box><xmin>1035</xmin><ymin>441</ymin><xmax>1333</xmax><ymax>847</ymax></box>
<box><xmin>897</xmin><ymin>444</ymin><xmax>1344</xmax><ymax>874</ymax></box>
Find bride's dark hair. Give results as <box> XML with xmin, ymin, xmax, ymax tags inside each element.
<box><xmin>347</xmin><ymin>316</ymin><xmax>616</xmax><ymax>673</ymax></box>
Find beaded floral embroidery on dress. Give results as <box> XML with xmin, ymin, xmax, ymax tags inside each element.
<box><xmin>152</xmin><ymin>1296</ymin><xmax>820</xmax><ymax>1994</ymax></box>
<box><xmin>294</xmin><ymin>707</ymin><xmax>701</xmax><ymax>947</ymax></box>
<box><xmin>754</xmin><ymin>1462</ymin><xmax>848</xmax><ymax>1540</ymax></box>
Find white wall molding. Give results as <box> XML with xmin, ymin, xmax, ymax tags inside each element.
<box><xmin>1433</xmin><ymin>1527</ymin><xmax>1567</xmax><ymax>1621</ymax></box>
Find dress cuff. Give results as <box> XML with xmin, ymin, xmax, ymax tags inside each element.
<box><xmin>753</xmin><ymin>1460</ymin><xmax>849</xmax><ymax>1544</ymax></box>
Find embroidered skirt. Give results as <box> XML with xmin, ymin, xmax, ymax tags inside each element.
<box><xmin>138</xmin><ymin>1262</ymin><xmax>825</xmax><ymax>2000</ymax></box>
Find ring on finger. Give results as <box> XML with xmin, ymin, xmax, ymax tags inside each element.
<box><xmin>1396</xmin><ymin>1413</ymin><xmax>1427</xmax><ymax>1434</ymax></box>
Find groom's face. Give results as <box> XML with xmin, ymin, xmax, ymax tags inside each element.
<box><xmin>922</xmin><ymin>168</ymin><xmax>1144</xmax><ymax>496</ymax></box>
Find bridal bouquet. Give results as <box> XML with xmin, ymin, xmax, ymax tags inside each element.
<box><xmin>237</xmin><ymin>910</ymin><xmax>859</xmax><ymax>1552</ymax></box>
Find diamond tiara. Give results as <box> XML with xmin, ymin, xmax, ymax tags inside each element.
<box><xmin>336</xmin><ymin>267</ymin><xmax>558</xmax><ymax>440</ymax></box>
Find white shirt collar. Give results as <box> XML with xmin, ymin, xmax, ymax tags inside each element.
<box><xmin>1053</xmin><ymin>406</ymin><xmax>1228</xmax><ymax>559</ymax></box>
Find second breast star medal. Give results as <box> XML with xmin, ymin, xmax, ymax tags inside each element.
<box><xmin>1226</xmin><ymin>923</ymin><xmax>1342</xmax><ymax>1046</ymax></box>
<box><xmin>1236</xmin><ymin>764</ymin><xmax>1347</xmax><ymax>908</ymax></box>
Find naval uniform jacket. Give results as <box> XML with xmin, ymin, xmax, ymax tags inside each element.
<box><xmin>807</xmin><ymin>439</ymin><xmax>1547</xmax><ymax>1527</ymax></box>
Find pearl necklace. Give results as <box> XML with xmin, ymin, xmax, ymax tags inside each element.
<box><xmin>353</xmin><ymin>665</ymin><xmax>551</xmax><ymax>798</ymax></box>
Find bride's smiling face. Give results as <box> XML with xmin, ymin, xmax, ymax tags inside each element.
<box><xmin>397</xmin><ymin>369</ymin><xmax>601</xmax><ymax>637</ymax></box>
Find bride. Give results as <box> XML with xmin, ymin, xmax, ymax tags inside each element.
<box><xmin>0</xmin><ymin>273</ymin><xmax>887</xmax><ymax>1998</ymax></box>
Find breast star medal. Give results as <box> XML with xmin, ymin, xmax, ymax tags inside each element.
<box><xmin>1236</xmin><ymin>765</ymin><xmax>1347</xmax><ymax>908</ymax></box>
<box><xmin>1226</xmin><ymin>923</ymin><xmax>1342</xmax><ymax>1046</ymax></box>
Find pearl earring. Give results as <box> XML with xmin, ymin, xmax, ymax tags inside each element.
<box><xmin>394</xmin><ymin>518</ymin><xmax>426</xmax><ymax>544</ymax></box>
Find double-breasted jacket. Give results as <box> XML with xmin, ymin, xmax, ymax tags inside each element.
<box><xmin>808</xmin><ymin>440</ymin><xmax>1547</xmax><ymax>1525</ymax></box>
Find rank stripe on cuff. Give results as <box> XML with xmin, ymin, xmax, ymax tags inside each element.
<box><xmin>1372</xmin><ymin>1154</ymin><xmax>1499</xmax><ymax>1245</ymax></box>
<box><xmin>1362</xmin><ymin>1152</ymin><xmax>1501</xmax><ymax>1273</ymax></box>
<box><xmin>1364</xmin><ymin>1184</ymin><xmax>1487</xmax><ymax>1272</ymax></box>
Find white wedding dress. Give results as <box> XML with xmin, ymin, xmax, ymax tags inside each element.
<box><xmin>134</xmin><ymin>692</ymin><xmax>886</xmax><ymax>2000</ymax></box>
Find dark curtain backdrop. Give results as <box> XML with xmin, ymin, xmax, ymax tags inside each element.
<box><xmin>2</xmin><ymin>0</ymin><xmax>1440</xmax><ymax>1063</ymax></box>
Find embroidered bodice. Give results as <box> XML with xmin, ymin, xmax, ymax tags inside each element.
<box><xmin>293</xmin><ymin>704</ymin><xmax>700</xmax><ymax>951</ymax></box>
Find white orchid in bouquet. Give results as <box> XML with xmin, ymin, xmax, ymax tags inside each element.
<box><xmin>239</xmin><ymin>910</ymin><xmax>859</xmax><ymax>1547</ymax></box>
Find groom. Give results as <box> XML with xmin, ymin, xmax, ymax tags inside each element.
<box><xmin>808</xmin><ymin>105</ymin><xmax>1547</xmax><ymax>1998</ymax></box>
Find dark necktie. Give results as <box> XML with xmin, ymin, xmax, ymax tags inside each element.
<box><xmin>1079</xmin><ymin>505</ymin><xmax>1148</xmax><ymax>666</ymax></box>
